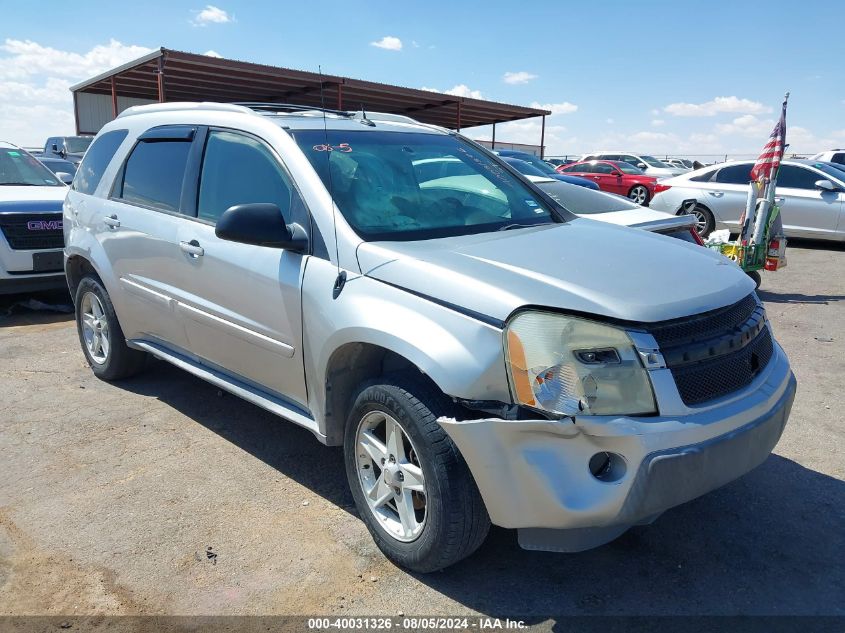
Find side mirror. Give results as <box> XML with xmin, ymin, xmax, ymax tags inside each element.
<box><xmin>814</xmin><ymin>179</ymin><xmax>837</xmax><ymax>192</ymax></box>
<box><xmin>215</xmin><ymin>203</ymin><xmax>307</xmax><ymax>250</ymax></box>
<box><xmin>55</xmin><ymin>171</ymin><xmax>73</xmax><ymax>184</ymax></box>
<box><xmin>637</xmin><ymin>163</ymin><xmax>647</xmax><ymax>169</ymax></box>
<box><xmin>51</xmin><ymin>143</ymin><xmax>59</xmax><ymax>152</ymax></box>
<box><xmin>612</xmin><ymin>171</ymin><xmax>623</xmax><ymax>177</ymax></box>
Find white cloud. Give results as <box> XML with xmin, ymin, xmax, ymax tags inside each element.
<box><xmin>445</xmin><ymin>84</ymin><xmax>483</xmax><ymax>99</ymax></box>
<box><xmin>370</xmin><ymin>36</ymin><xmax>403</xmax><ymax>51</ymax></box>
<box><xmin>651</xmin><ymin>119</ymin><xmax>665</xmax><ymax>127</ymax></box>
<box><xmin>664</xmin><ymin>96</ymin><xmax>771</xmax><ymax>117</ymax></box>
<box><xmin>0</xmin><ymin>38</ymin><xmax>151</xmax><ymax>80</ymax></box>
<box><xmin>0</xmin><ymin>39</ymin><xmax>152</xmax><ymax>146</ymax></box>
<box><xmin>714</xmin><ymin>114</ymin><xmax>774</xmax><ymax>137</ymax></box>
<box><xmin>411</xmin><ymin>40</ymin><xmax>420</xmax><ymax>48</ymax></box>
<box><xmin>203</xmin><ymin>50</ymin><xmax>222</xmax><ymax>58</ymax></box>
<box><xmin>191</xmin><ymin>5</ymin><xmax>233</xmax><ymax>26</ymax></box>
<box><xmin>529</xmin><ymin>101</ymin><xmax>578</xmax><ymax>115</ymax></box>
<box><xmin>502</xmin><ymin>71</ymin><xmax>537</xmax><ymax>85</ymax></box>
<box><xmin>422</xmin><ymin>84</ymin><xmax>483</xmax><ymax>99</ymax></box>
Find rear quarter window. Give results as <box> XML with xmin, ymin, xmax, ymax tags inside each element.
<box><xmin>72</xmin><ymin>130</ymin><xmax>128</xmax><ymax>195</ymax></box>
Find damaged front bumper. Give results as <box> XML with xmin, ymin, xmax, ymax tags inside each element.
<box><xmin>438</xmin><ymin>343</ymin><xmax>796</xmax><ymax>553</ymax></box>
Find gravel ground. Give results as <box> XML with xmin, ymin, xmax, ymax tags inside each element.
<box><xmin>0</xmin><ymin>240</ymin><xmax>843</xmax><ymax>620</ymax></box>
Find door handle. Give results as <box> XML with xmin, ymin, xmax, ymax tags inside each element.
<box><xmin>180</xmin><ymin>239</ymin><xmax>204</xmax><ymax>258</ymax></box>
<box><xmin>103</xmin><ymin>214</ymin><xmax>120</xmax><ymax>228</ymax></box>
<box><xmin>774</xmin><ymin>197</ymin><xmax>785</xmax><ymax>204</ymax></box>
<box><xmin>708</xmin><ymin>191</ymin><xmax>724</xmax><ymax>197</ymax></box>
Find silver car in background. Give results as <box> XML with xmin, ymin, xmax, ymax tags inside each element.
<box><xmin>651</xmin><ymin>159</ymin><xmax>845</xmax><ymax>239</ymax></box>
<box><xmin>64</xmin><ymin>103</ymin><xmax>795</xmax><ymax>572</ymax></box>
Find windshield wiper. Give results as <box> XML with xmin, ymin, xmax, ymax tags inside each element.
<box><xmin>0</xmin><ymin>182</ymin><xmax>37</xmax><ymax>186</ymax></box>
<box><xmin>497</xmin><ymin>222</ymin><xmax>554</xmax><ymax>232</ymax></box>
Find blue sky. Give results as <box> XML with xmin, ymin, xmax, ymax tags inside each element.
<box><xmin>2</xmin><ymin>0</ymin><xmax>843</xmax><ymax>156</ymax></box>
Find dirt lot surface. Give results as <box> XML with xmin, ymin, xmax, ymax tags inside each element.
<box><xmin>1</xmin><ymin>241</ymin><xmax>843</xmax><ymax>620</ymax></box>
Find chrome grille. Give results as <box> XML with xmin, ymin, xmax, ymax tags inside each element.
<box><xmin>0</xmin><ymin>214</ymin><xmax>64</xmax><ymax>250</ymax></box>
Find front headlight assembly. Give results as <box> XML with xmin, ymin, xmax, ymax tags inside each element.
<box><xmin>505</xmin><ymin>311</ymin><xmax>657</xmax><ymax>417</ymax></box>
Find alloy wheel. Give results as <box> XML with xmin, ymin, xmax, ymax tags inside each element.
<box><xmin>80</xmin><ymin>291</ymin><xmax>110</xmax><ymax>364</ymax></box>
<box><xmin>355</xmin><ymin>410</ymin><xmax>427</xmax><ymax>542</ymax></box>
<box><xmin>629</xmin><ymin>185</ymin><xmax>648</xmax><ymax>205</ymax></box>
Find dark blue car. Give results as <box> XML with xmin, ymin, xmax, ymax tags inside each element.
<box><xmin>498</xmin><ymin>153</ymin><xmax>599</xmax><ymax>189</ymax></box>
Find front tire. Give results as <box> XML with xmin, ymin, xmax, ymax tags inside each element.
<box><xmin>74</xmin><ymin>274</ymin><xmax>147</xmax><ymax>381</ymax></box>
<box><xmin>343</xmin><ymin>373</ymin><xmax>490</xmax><ymax>572</ymax></box>
<box><xmin>628</xmin><ymin>185</ymin><xmax>650</xmax><ymax>206</ymax></box>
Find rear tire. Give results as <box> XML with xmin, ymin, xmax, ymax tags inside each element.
<box><xmin>74</xmin><ymin>274</ymin><xmax>147</xmax><ymax>381</ymax></box>
<box><xmin>343</xmin><ymin>373</ymin><xmax>490</xmax><ymax>572</ymax></box>
<box><xmin>688</xmin><ymin>204</ymin><xmax>715</xmax><ymax>238</ymax></box>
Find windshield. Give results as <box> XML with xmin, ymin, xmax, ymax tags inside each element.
<box><xmin>0</xmin><ymin>148</ymin><xmax>63</xmax><ymax>186</ymax></box>
<box><xmin>615</xmin><ymin>162</ymin><xmax>644</xmax><ymax>174</ymax></box>
<box><xmin>65</xmin><ymin>137</ymin><xmax>93</xmax><ymax>154</ymax></box>
<box><xmin>292</xmin><ymin>130</ymin><xmax>562</xmax><ymax>240</ymax></box>
<box><xmin>808</xmin><ymin>162</ymin><xmax>845</xmax><ymax>183</ymax></box>
<box><xmin>511</xmin><ymin>153</ymin><xmax>556</xmax><ymax>174</ymax></box>
<box><xmin>640</xmin><ymin>155</ymin><xmax>672</xmax><ymax>168</ymax></box>
<box><xmin>503</xmin><ymin>157</ymin><xmax>549</xmax><ymax>178</ymax></box>
<box><xmin>535</xmin><ymin>180</ymin><xmax>639</xmax><ymax>214</ymax></box>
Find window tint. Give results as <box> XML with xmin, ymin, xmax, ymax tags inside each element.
<box><xmin>619</xmin><ymin>155</ymin><xmax>640</xmax><ymax>166</ymax></box>
<box><xmin>592</xmin><ymin>162</ymin><xmax>614</xmax><ymax>174</ymax></box>
<box><xmin>73</xmin><ymin>130</ymin><xmax>128</xmax><ymax>195</ymax></box>
<box><xmin>713</xmin><ymin>164</ymin><xmax>752</xmax><ymax>185</ymax></box>
<box><xmin>198</xmin><ymin>130</ymin><xmax>293</xmax><ymax>224</ymax></box>
<box><xmin>561</xmin><ymin>163</ymin><xmax>587</xmax><ymax>173</ymax></box>
<box><xmin>690</xmin><ymin>168</ymin><xmax>717</xmax><ymax>182</ymax></box>
<box><xmin>118</xmin><ymin>140</ymin><xmax>191</xmax><ymax>212</ymax></box>
<box><xmin>776</xmin><ymin>165</ymin><xmax>823</xmax><ymax>189</ymax></box>
<box><xmin>831</xmin><ymin>153</ymin><xmax>845</xmax><ymax>164</ymax></box>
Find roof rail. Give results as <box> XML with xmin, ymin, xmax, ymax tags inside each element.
<box><xmin>234</xmin><ymin>102</ymin><xmax>352</xmax><ymax>117</ymax></box>
<box><xmin>116</xmin><ymin>102</ymin><xmax>253</xmax><ymax>119</ymax></box>
<box><xmin>348</xmin><ymin>110</ymin><xmax>420</xmax><ymax>125</ymax></box>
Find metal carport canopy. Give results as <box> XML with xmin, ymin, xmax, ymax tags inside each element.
<box><xmin>70</xmin><ymin>48</ymin><xmax>550</xmax><ymax>134</ymax></box>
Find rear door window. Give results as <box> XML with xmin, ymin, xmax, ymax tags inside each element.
<box><xmin>592</xmin><ymin>162</ymin><xmax>614</xmax><ymax>174</ymax></box>
<box><xmin>116</xmin><ymin>138</ymin><xmax>192</xmax><ymax>212</ymax></box>
<box><xmin>72</xmin><ymin>130</ymin><xmax>128</xmax><ymax>195</ymax></box>
<box><xmin>713</xmin><ymin>164</ymin><xmax>752</xmax><ymax>185</ymax></box>
<box><xmin>831</xmin><ymin>153</ymin><xmax>845</xmax><ymax>165</ymax></box>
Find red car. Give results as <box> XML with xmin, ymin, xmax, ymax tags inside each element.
<box><xmin>556</xmin><ymin>160</ymin><xmax>664</xmax><ymax>206</ymax></box>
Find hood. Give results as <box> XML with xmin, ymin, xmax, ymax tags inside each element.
<box><xmin>0</xmin><ymin>186</ymin><xmax>67</xmax><ymax>204</ymax></box>
<box><xmin>356</xmin><ymin>220</ymin><xmax>752</xmax><ymax>324</ymax></box>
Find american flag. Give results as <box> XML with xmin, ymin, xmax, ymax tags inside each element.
<box><xmin>750</xmin><ymin>95</ymin><xmax>788</xmax><ymax>183</ymax></box>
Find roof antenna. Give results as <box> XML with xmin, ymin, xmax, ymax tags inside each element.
<box><xmin>318</xmin><ymin>65</ymin><xmax>346</xmax><ymax>298</ymax></box>
<box><xmin>358</xmin><ymin>104</ymin><xmax>376</xmax><ymax>127</ymax></box>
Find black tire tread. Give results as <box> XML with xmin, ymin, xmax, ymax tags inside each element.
<box><xmin>75</xmin><ymin>274</ymin><xmax>147</xmax><ymax>381</ymax></box>
<box><xmin>345</xmin><ymin>371</ymin><xmax>490</xmax><ymax>572</ymax></box>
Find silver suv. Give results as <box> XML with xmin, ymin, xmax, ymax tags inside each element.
<box><xmin>64</xmin><ymin>103</ymin><xmax>796</xmax><ymax>572</ymax></box>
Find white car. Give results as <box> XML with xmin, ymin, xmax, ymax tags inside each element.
<box><xmin>650</xmin><ymin>159</ymin><xmax>845</xmax><ymax>240</ymax></box>
<box><xmin>580</xmin><ymin>151</ymin><xmax>688</xmax><ymax>178</ymax></box>
<box><xmin>531</xmin><ymin>178</ymin><xmax>701</xmax><ymax>242</ymax></box>
<box><xmin>0</xmin><ymin>142</ymin><xmax>69</xmax><ymax>294</ymax></box>
<box><xmin>810</xmin><ymin>149</ymin><xmax>845</xmax><ymax>166</ymax></box>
